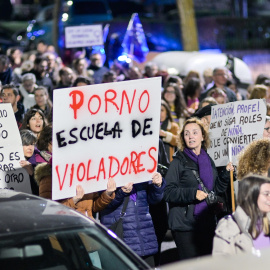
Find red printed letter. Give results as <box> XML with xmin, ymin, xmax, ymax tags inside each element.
<box><xmin>108</xmin><ymin>156</ymin><xmax>120</xmax><ymax>178</ymax></box>
<box><xmin>129</xmin><ymin>151</ymin><xmax>138</xmax><ymax>174</ymax></box>
<box><xmin>87</xmin><ymin>159</ymin><xmax>96</xmax><ymax>181</ymax></box>
<box><xmin>77</xmin><ymin>163</ymin><xmax>86</xmax><ymax>182</ymax></box>
<box><xmin>69</xmin><ymin>164</ymin><xmax>74</xmax><ymax>187</ymax></box>
<box><xmin>119</xmin><ymin>90</ymin><xmax>136</xmax><ymax>115</ymax></box>
<box><xmin>69</xmin><ymin>90</ymin><xmax>84</xmax><ymax>119</ymax></box>
<box><xmin>55</xmin><ymin>164</ymin><xmax>69</xmax><ymax>191</ymax></box>
<box><xmin>147</xmin><ymin>147</ymin><xmax>157</xmax><ymax>173</ymax></box>
<box><xmin>105</xmin><ymin>89</ymin><xmax>119</xmax><ymax>112</ymax></box>
<box><xmin>88</xmin><ymin>95</ymin><xmax>101</xmax><ymax>115</ymax></box>
<box><xmin>138</xmin><ymin>90</ymin><xmax>150</xmax><ymax>113</ymax></box>
<box><xmin>137</xmin><ymin>151</ymin><xmax>146</xmax><ymax>173</ymax></box>
<box><xmin>97</xmin><ymin>158</ymin><xmax>106</xmax><ymax>181</ymax></box>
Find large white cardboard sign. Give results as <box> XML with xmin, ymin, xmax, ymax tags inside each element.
<box><xmin>52</xmin><ymin>77</ymin><xmax>162</xmax><ymax>200</ymax></box>
<box><xmin>0</xmin><ymin>104</ymin><xmax>31</xmax><ymax>193</ymax></box>
<box><xmin>208</xmin><ymin>99</ymin><xmax>266</xmax><ymax>167</ymax></box>
<box><xmin>65</xmin><ymin>24</ymin><xmax>103</xmax><ymax>48</ymax></box>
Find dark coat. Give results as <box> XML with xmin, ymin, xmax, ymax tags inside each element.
<box><xmin>164</xmin><ymin>150</ymin><xmax>229</xmax><ymax>232</ymax></box>
<box><xmin>100</xmin><ymin>180</ymin><xmax>165</xmax><ymax>257</ymax></box>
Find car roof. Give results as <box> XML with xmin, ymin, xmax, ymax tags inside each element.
<box><xmin>0</xmin><ymin>189</ymin><xmax>94</xmax><ymax>236</ymax></box>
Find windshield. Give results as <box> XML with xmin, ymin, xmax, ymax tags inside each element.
<box><xmin>0</xmin><ymin>226</ymin><xmax>145</xmax><ymax>270</ymax></box>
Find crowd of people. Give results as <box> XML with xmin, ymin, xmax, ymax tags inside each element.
<box><xmin>1</xmin><ymin>41</ymin><xmax>270</xmax><ymax>267</ymax></box>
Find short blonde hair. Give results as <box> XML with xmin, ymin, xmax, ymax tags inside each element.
<box><xmin>179</xmin><ymin>117</ymin><xmax>210</xmax><ymax>151</ymax></box>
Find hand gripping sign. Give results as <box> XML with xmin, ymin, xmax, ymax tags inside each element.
<box><xmin>52</xmin><ymin>77</ymin><xmax>162</xmax><ymax>200</ymax></box>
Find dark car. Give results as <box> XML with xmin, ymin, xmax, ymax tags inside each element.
<box><xmin>0</xmin><ymin>189</ymin><xmax>149</xmax><ymax>270</ymax></box>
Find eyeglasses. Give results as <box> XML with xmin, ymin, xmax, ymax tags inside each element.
<box><xmin>260</xmin><ymin>191</ymin><xmax>270</xmax><ymax>197</ymax></box>
<box><xmin>264</xmin><ymin>127</ymin><xmax>270</xmax><ymax>133</ymax></box>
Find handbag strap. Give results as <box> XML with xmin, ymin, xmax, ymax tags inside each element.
<box><xmin>120</xmin><ymin>196</ymin><xmax>130</xmax><ymax>217</ymax></box>
<box><xmin>192</xmin><ymin>170</ymin><xmax>210</xmax><ymax>194</ymax></box>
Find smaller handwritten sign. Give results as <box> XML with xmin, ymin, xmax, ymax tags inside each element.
<box><xmin>65</xmin><ymin>24</ymin><xmax>103</xmax><ymax>48</ymax></box>
<box><xmin>0</xmin><ymin>104</ymin><xmax>31</xmax><ymax>193</ymax></box>
<box><xmin>208</xmin><ymin>99</ymin><xmax>266</xmax><ymax>166</ymax></box>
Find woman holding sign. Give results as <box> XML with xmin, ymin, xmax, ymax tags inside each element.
<box><xmin>164</xmin><ymin>117</ymin><xmax>233</xmax><ymax>260</ymax></box>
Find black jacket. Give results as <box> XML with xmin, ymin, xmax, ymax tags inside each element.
<box><xmin>164</xmin><ymin>150</ymin><xmax>229</xmax><ymax>232</ymax></box>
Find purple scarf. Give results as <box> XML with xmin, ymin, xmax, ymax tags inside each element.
<box><xmin>183</xmin><ymin>147</ymin><xmax>214</xmax><ymax>216</ymax></box>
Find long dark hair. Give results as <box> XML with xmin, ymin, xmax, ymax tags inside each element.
<box><xmin>183</xmin><ymin>77</ymin><xmax>201</xmax><ymax>102</ymax></box>
<box><xmin>21</xmin><ymin>108</ymin><xmax>47</xmax><ymax>131</ymax></box>
<box><xmin>162</xmin><ymin>83</ymin><xmax>189</xmax><ymax>118</ymax></box>
<box><xmin>238</xmin><ymin>174</ymin><xmax>270</xmax><ymax>238</ymax></box>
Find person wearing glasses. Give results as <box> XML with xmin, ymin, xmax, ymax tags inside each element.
<box><xmin>213</xmin><ymin>174</ymin><xmax>270</xmax><ymax>255</ymax></box>
<box><xmin>263</xmin><ymin>116</ymin><xmax>270</xmax><ymax>138</ymax></box>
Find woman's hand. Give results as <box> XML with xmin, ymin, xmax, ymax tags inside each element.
<box><xmin>121</xmin><ymin>182</ymin><xmax>134</xmax><ymax>193</ymax></box>
<box><xmin>152</xmin><ymin>172</ymin><xmax>162</xmax><ymax>187</ymax></box>
<box><xmin>73</xmin><ymin>185</ymin><xmax>85</xmax><ymax>204</ymax></box>
<box><xmin>106</xmin><ymin>177</ymin><xmax>116</xmax><ymax>196</ymax></box>
<box><xmin>196</xmin><ymin>190</ymin><xmax>208</xmax><ymax>201</ymax></box>
<box><xmin>226</xmin><ymin>162</ymin><xmax>234</xmax><ymax>172</ymax></box>
<box><xmin>20</xmin><ymin>160</ymin><xmax>34</xmax><ymax>176</ymax></box>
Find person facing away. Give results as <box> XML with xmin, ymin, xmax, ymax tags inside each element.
<box><xmin>212</xmin><ymin>174</ymin><xmax>270</xmax><ymax>255</ymax></box>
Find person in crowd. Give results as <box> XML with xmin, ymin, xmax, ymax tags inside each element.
<box><xmin>100</xmin><ymin>172</ymin><xmax>165</xmax><ymax>267</ymax></box>
<box><xmin>249</xmin><ymin>84</ymin><xmax>268</xmax><ymax>100</ymax></box>
<box><xmin>164</xmin><ymin>117</ymin><xmax>233</xmax><ymax>260</ymax></box>
<box><xmin>43</xmin><ymin>52</ymin><xmax>60</xmax><ymax>86</ymax></box>
<box><xmin>21</xmin><ymin>108</ymin><xmax>47</xmax><ymax>138</ymax></box>
<box><xmin>28</xmin><ymin>56</ymin><xmax>53</xmax><ymax>96</ymax></box>
<box><xmin>1</xmin><ymin>84</ymin><xmax>24</xmax><ymax>128</ymax></box>
<box><xmin>18</xmin><ymin>73</ymin><xmax>37</xmax><ymax>111</ymax></box>
<box><xmin>126</xmin><ymin>66</ymin><xmax>143</xmax><ymax>80</ymax></box>
<box><xmin>160</xmin><ymin>99</ymin><xmax>180</xmax><ymax>161</ymax></box>
<box><xmin>19</xmin><ymin>129</ymin><xmax>39</xmax><ymax>195</ymax></box>
<box><xmin>212</xmin><ymin>174</ymin><xmax>270</xmax><ymax>255</ymax></box>
<box><xmin>163</xmin><ymin>75</ymin><xmax>184</xmax><ymax>91</ymax></box>
<box><xmin>237</xmin><ymin>138</ymin><xmax>270</xmax><ymax>180</ymax></box>
<box><xmin>183</xmin><ymin>77</ymin><xmax>201</xmax><ymax>114</ymax></box>
<box><xmin>0</xmin><ymin>54</ymin><xmax>12</xmax><ymax>85</ymax></box>
<box><xmin>143</xmin><ymin>62</ymin><xmax>159</xmax><ymax>78</ymax></box>
<box><xmin>72</xmin><ymin>76</ymin><xmax>93</xmax><ymax>87</ymax></box>
<box><xmin>255</xmin><ymin>74</ymin><xmax>270</xmax><ymax>85</ymax></box>
<box><xmin>200</xmin><ymin>67</ymin><xmax>237</xmax><ymax>102</ymax></box>
<box><xmin>55</xmin><ymin>67</ymin><xmax>74</xmax><ymax>89</ymax></box>
<box><xmin>162</xmin><ymin>83</ymin><xmax>190</xmax><ymax>128</ymax></box>
<box><xmin>183</xmin><ymin>70</ymin><xmax>200</xmax><ymax>86</ymax></box>
<box><xmin>202</xmin><ymin>68</ymin><xmax>214</xmax><ymax>91</ymax></box>
<box><xmin>8</xmin><ymin>47</ymin><xmax>23</xmax><ymax>69</ymax></box>
<box><xmin>36</xmin><ymin>40</ymin><xmax>48</xmax><ymax>57</ymax></box>
<box><xmin>192</xmin><ymin>104</ymin><xmax>216</xmax><ymax>130</ymax></box>
<box><xmin>207</xmin><ymin>87</ymin><xmax>228</xmax><ymax>104</ymax></box>
<box><xmin>72</xmin><ymin>57</ymin><xmax>92</xmax><ymax>78</ymax></box>
<box><xmin>32</xmin><ymin>86</ymin><xmax>52</xmax><ymax>120</ymax></box>
<box><xmin>197</xmin><ymin>97</ymin><xmax>218</xmax><ymax>110</ymax></box>
<box><xmin>102</xmin><ymin>70</ymin><xmax>117</xmax><ymax>83</ymax></box>
<box><xmin>88</xmin><ymin>52</ymin><xmax>109</xmax><ymax>84</ymax></box>
<box><xmin>226</xmin><ymin>78</ymin><xmax>243</xmax><ymax>101</ymax></box>
<box><xmin>264</xmin><ymin>116</ymin><xmax>270</xmax><ymax>139</ymax></box>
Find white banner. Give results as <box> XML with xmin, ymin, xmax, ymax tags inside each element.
<box><xmin>0</xmin><ymin>104</ymin><xmax>31</xmax><ymax>193</ymax></box>
<box><xmin>65</xmin><ymin>24</ymin><xmax>103</xmax><ymax>48</ymax></box>
<box><xmin>52</xmin><ymin>77</ymin><xmax>162</xmax><ymax>200</ymax></box>
<box><xmin>208</xmin><ymin>99</ymin><xmax>266</xmax><ymax>166</ymax></box>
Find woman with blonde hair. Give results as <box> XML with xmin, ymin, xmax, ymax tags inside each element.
<box><xmin>237</xmin><ymin>138</ymin><xmax>270</xmax><ymax>180</ymax></box>
<box><xmin>249</xmin><ymin>84</ymin><xmax>268</xmax><ymax>100</ymax></box>
<box><xmin>164</xmin><ymin>117</ymin><xmax>233</xmax><ymax>260</ymax></box>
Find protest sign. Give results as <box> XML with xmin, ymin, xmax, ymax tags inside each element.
<box><xmin>65</xmin><ymin>24</ymin><xmax>103</xmax><ymax>48</ymax></box>
<box><xmin>208</xmin><ymin>99</ymin><xmax>266</xmax><ymax>167</ymax></box>
<box><xmin>0</xmin><ymin>104</ymin><xmax>31</xmax><ymax>193</ymax></box>
<box><xmin>52</xmin><ymin>77</ymin><xmax>162</xmax><ymax>200</ymax></box>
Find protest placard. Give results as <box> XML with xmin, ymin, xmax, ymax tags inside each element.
<box><xmin>52</xmin><ymin>77</ymin><xmax>162</xmax><ymax>200</ymax></box>
<box><xmin>207</xmin><ymin>99</ymin><xmax>266</xmax><ymax>167</ymax></box>
<box><xmin>65</xmin><ymin>24</ymin><xmax>103</xmax><ymax>48</ymax></box>
<box><xmin>0</xmin><ymin>104</ymin><xmax>31</xmax><ymax>193</ymax></box>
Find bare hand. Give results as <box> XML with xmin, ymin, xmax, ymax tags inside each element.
<box><xmin>121</xmin><ymin>182</ymin><xmax>133</xmax><ymax>193</ymax></box>
<box><xmin>159</xmin><ymin>129</ymin><xmax>166</xmax><ymax>137</ymax></box>
<box><xmin>196</xmin><ymin>190</ymin><xmax>208</xmax><ymax>201</ymax></box>
<box><xmin>73</xmin><ymin>185</ymin><xmax>85</xmax><ymax>204</ymax></box>
<box><xmin>152</xmin><ymin>172</ymin><xmax>162</xmax><ymax>187</ymax></box>
<box><xmin>226</xmin><ymin>162</ymin><xmax>234</xmax><ymax>172</ymax></box>
<box><xmin>20</xmin><ymin>160</ymin><xmax>34</xmax><ymax>176</ymax></box>
<box><xmin>106</xmin><ymin>178</ymin><xmax>116</xmax><ymax>196</ymax></box>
